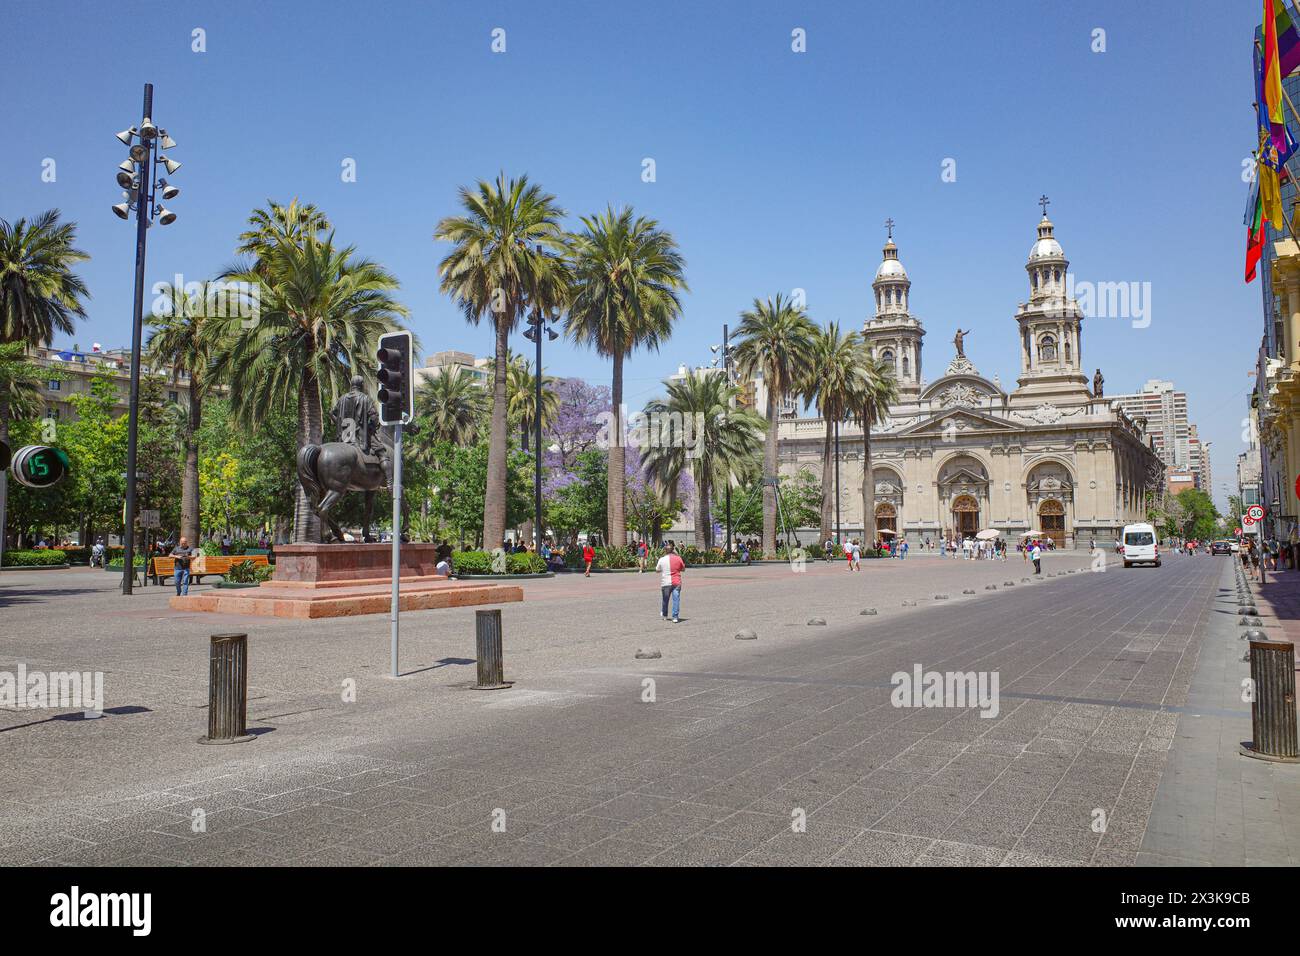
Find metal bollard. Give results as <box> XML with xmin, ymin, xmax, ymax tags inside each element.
<box><xmin>200</xmin><ymin>632</ymin><xmax>254</xmax><ymax>744</ymax></box>
<box><xmin>1240</xmin><ymin>638</ymin><xmax>1299</xmax><ymax>763</ymax></box>
<box><xmin>474</xmin><ymin>610</ymin><xmax>510</xmax><ymax>690</ymax></box>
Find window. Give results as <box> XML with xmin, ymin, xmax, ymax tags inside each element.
<box><xmin>47</xmin><ymin>380</ymin><xmax>60</xmax><ymax>391</ymax></box>
<box><xmin>1124</xmin><ymin>531</ymin><xmax>1154</xmax><ymax>546</ymax></box>
<box><xmin>168</xmin><ymin>390</ymin><xmax>179</xmax><ymax>402</ymax></box>
<box><xmin>1038</xmin><ymin>334</ymin><xmax>1057</xmax><ymax>362</ymax></box>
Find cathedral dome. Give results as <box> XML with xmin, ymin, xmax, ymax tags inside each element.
<box><xmin>876</xmin><ymin>240</ymin><xmax>908</xmax><ymax>280</ymax></box>
<box><xmin>1028</xmin><ymin>215</ymin><xmax>1063</xmax><ymax>260</ymax></box>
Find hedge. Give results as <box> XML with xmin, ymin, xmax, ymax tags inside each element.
<box><xmin>2</xmin><ymin>549</ymin><xmax>68</xmax><ymax>567</ymax></box>
<box><xmin>451</xmin><ymin>550</ymin><xmax>547</xmax><ymax>575</ymax></box>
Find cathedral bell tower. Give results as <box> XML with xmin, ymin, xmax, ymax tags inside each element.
<box><xmin>862</xmin><ymin>219</ymin><xmax>924</xmax><ymax>397</ymax></box>
<box><xmin>1013</xmin><ymin>198</ymin><xmax>1090</xmax><ymax>400</ymax></box>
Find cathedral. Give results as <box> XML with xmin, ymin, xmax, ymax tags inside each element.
<box><xmin>775</xmin><ymin>207</ymin><xmax>1163</xmax><ymax>549</ymax></box>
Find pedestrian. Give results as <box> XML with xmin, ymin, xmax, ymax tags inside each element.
<box><xmin>900</xmin><ymin>539</ymin><xmax>908</xmax><ymax>560</ymax></box>
<box><xmin>1031</xmin><ymin>539</ymin><xmax>1042</xmax><ymax>575</ymax></box>
<box><xmin>656</xmin><ymin>542</ymin><xmax>686</xmax><ymax>623</ymax></box>
<box><xmin>825</xmin><ymin>537</ymin><xmax>835</xmax><ymax>563</ymax></box>
<box><xmin>850</xmin><ymin>538</ymin><xmax>861</xmax><ymax>571</ymax></box>
<box><xmin>636</xmin><ymin>538</ymin><xmax>648</xmax><ymax>573</ymax></box>
<box><xmin>741</xmin><ymin>540</ymin><xmax>751</xmax><ymax>565</ymax></box>
<box><xmin>582</xmin><ymin>541</ymin><xmax>595</xmax><ymax>577</ymax></box>
<box><xmin>171</xmin><ymin>536</ymin><xmax>196</xmax><ymax>596</ymax></box>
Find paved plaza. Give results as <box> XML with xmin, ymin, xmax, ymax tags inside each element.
<box><xmin>1</xmin><ymin>550</ymin><xmax>1295</xmax><ymax>866</ymax></box>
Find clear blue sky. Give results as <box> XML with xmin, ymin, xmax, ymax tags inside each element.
<box><xmin>4</xmin><ymin>0</ymin><xmax>1258</xmax><ymax>508</ymax></box>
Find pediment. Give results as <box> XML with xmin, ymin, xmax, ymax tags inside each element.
<box><xmin>896</xmin><ymin>408</ymin><xmax>1017</xmax><ymax>437</ymax></box>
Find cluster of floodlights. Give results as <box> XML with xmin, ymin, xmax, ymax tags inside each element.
<box><xmin>111</xmin><ymin>117</ymin><xmax>180</xmax><ymax>225</ymax></box>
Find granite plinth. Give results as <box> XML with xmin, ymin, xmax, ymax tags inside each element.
<box><xmin>272</xmin><ymin>542</ymin><xmax>441</xmax><ymax>583</ymax></box>
<box><xmin>171</xmin><ymin>577</ymin><xmax>522</xmax><ymax>619</ymax></box>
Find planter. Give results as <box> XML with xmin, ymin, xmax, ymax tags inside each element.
<box><xmin>0</xmin><ymin>563</ymin><xmax>70</xmax><ymax>571</ymax></box>
<box><xmin>215</xmin><ymin>581</ymin><xmax>261</xmax><ymax>589</ymax></box>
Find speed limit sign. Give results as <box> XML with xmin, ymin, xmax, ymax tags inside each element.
<box><xmin>1247</xmin><ymin>504</ymin><xmax>1265</xmax><ymax>522</ymax></box>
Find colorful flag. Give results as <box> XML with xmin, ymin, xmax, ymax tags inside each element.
<box><xmin>1246</xmin><ymin>178</ymin><xmax>1265</xmax><ymax>282</ymax></box>
<box><xmin>1267</xmin><ymin>0</ymin><xmax>1288</xmax><ymax>154</ymax></box>
<box><xmin>1276</xmin><ymin>0</ymin><xmax>1300</xmax><ymax>76</ymax></box>
<box><xmin>1256</xmin><ymin>38</ymin><xmax>1297</xmax><ymax>167</ymax></box>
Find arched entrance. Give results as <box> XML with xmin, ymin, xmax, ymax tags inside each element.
<box><xmin>1038</xmin><ymin>499</ymin><xmax>1066</xmax><ymax>548</ymax></box>
<box><xmin>952</xmin><ymin>495</ymin><xmax>980</xmax><ymax>540</ymax></box>
<box><xmin>875</xmin><ymin>502</ymin><xmax>897</xmax><ymax>537</ymax></box>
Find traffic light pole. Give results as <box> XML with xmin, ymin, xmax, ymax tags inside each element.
<box><xmin>391</xmin><ymin>422</ymin><xmax>403</xmax><ymax>678</ymax></box>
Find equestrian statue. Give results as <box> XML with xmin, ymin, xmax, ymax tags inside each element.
<box><xmin>297</xmin><ymin>375</ymin><xmax>409</xmax><ymax>542</ymax></box>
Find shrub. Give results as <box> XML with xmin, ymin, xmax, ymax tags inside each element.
<box><xmin>2</xmin><ymin>549</ymin><xmax>67</xmax><ymax>567</ymax></box>
<box><xmin>226</xmin><ymin>559</ymin><xmax>272</xmax><ymax>583</ymax></box>
<box><xmin>595</xmin><ymin>545</ymin><xmax>633</xmax><ymax>569</ymax></box>
<box><xmin>451</xmin><ymin>550</ymin><xmax>546</xmax><ymax>575</ymax></box>
<box><xmin>507</xmin><ymin>552</ymin><xmax>546</xmax><ymax>574</ymax></box>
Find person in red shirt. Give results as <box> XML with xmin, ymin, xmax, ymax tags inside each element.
<box><xmin>582</xmin><ymin>542</ymin><xmax>595</xmax><ymax>577</ymax></box>
<box><xmin>655</xmin><ymin>542</ymin><xmax>686</xmax><ymax>622</ymax></box>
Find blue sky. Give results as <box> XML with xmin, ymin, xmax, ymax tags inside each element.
<box><xmin>4</xmin><ymin>0</ymin><xmax>1259</xmax><ymax>507</ymax></box>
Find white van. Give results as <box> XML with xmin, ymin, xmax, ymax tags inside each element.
<box><xmin>1120</xmin><ymin>523</ymin><xmax>1160</xmax><ymax>568</ymax></box>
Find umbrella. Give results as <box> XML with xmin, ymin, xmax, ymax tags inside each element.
<box><xmin>876</xmin><ymin>528</ymin><xmax>897</xmax><ymax>536</ymax></box>
<box><xmin>1021</xmin><ymin>530</ymin><xmax>1043</xmax><ymax>538</ymax></box>
<box><xmin>975</xmin><ymin>529</ymin><xmax>1000</xmax><ymax>541</ymax></box>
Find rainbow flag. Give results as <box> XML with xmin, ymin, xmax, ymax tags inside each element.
<box><xmin>1276</xmin><ymin>0</ymin><xmax>1300</xmax><ymax>76</ymax></box>
<box><xmin>1246</xmin><ymin>179</ymin><xmax>1265</xmax><ymax>282</ymax></box>
<box><xmin>1266</xmin><ymin>0</ymin><xmax>1288</xmax><ymax>154</ymax></box>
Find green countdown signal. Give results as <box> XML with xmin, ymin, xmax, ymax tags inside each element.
<box><xmin>10</xmin><ymin>445</ymin><xmax>69</xmax><ymax>489</ymax></box>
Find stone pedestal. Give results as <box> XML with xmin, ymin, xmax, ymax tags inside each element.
<box><xmin>171</xmin><ymin>542</ymin><xmax>523</xmax><ymax>619</ymax></box>
<box><xmin>272</xmin><ymin>542</ymin><xmax>440</xmax><ymax>584</ymax></box>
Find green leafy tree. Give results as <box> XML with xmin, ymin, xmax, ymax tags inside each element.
<box><xmin>215</xmin><ymin>220</ymin><xmax>409</xmax><ymax>542</ymax></box>
<box><xmin>803</xmin><ymin>322</ymin><xmax>868</xmax><ymax>544</ymax></box>
<box><xmin>732</xmin><ymin>293</ymin><xmax>817</xmax><ymax>555</ymax></box>
<box><xmin>426</xmin><ymin>437</ymin><xmax>533</xmax><ymax>548</ymax></box>
<box><xmin>854</xmin><ymin>354</ymin><xmax>900</xmax><ymax>542</ymax></box>
<box><xmin>435</xmin><ymin>173</ymin><xmax>569</xmax><ymax>552</ymax></box>
<box><xmin>545</xmin><ymin>449</ymin><xmax>609</xmax><ymax>544</ymax></box>
<box><xmin>722</xmin><ymin>468</ymin><xmax>822</xmax><ymax>540</ymax></box>
<box><xmin>566</xmin><ymin>206</ymin><xmax>687</xmax><ymax>547</ymax></box>
<box><xmin>640</xmin><ymin>372</ymin><xmax>763</xmax><ymax>547</ymax></box>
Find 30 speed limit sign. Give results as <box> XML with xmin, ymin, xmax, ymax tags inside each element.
<box><xmin>1247</xmin><ymin>505</ymin><xmax>1265</xmax><ymax>522</ymax></box>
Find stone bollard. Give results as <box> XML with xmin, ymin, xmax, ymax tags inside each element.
<box><xmin>1240</xmin><ymin>638</ymin><xmax>1299</xmax><ymax>763</ymax></box>
<box><xmin>201</xmin><ymin>632</ymin><xmax>253</xmax><ymax>745</ymax></box>
<box><xmin>474</xmin><ymin>609</ymin><xmax>510</xmax><ymax>689</ymax></box>
<box><xmin>859</xmin><ymin>608</ymin><xmax>878</xmax><ymax>616</ymax></box>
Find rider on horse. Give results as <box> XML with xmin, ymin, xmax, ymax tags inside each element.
<box><xmin>329</xmin><ymin>375</ymin><xmax>394</xmax><ymax>487</ymax></box>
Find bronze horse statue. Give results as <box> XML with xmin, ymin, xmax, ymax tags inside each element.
<box><xmin>298</xmin><ymin>442</ymin><xmax>408</xmax><ymax>543</ymax></box>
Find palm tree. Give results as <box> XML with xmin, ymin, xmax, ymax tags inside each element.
<box><xmin>412</xmin><ymin>367</ymin><xmax>486</xmax><ymax>453</ymax></box>
<box><xmin>235</xmin><ymin>199</ymin><xmax>330</xmax><ymax>259</ymax></box>
<box><xmin>0</xmin><ymin>342</ymin><xmax>45</xmax><ymax>428</ymax></box>
<box><xmin>435</xmin><ymin>174</ymin><xmax>568</xmax><ymax>550</ymax></box>
<box><xmin>0</xmin><ymin>210</ymin><xmax>90</xmax><ymax>446</ymax></box>
<box><xmin>566</xmin><ymin>206</ymin><xmax>687</xmax><ymax>546</ymax></box>
<box><xmin>216</xmin><ymin>231</ymin><xmax>408</xmax><ymax>542</ymax></box>
<box><xmin>641</xmin><ymin>372</ymin><xmax>764</xmax><ymax>547</ymax></box>
<box><xmin>505</xmin><ymin>356</ymin><xmax>559</xmax><ymax>453</ymax></box>
<box><xmin>803</xmin><ymin>323</ymin><xmax>868</xmax><ymax>546</ymax></box>
<box><xmin>147</xmin><ymin>282</ymin><xmax>216</xmax><ymax>543</ymax></box>
<box><xmin>732</xmin><ymin>293</ymin><xmax>817</xmax><ymax>556</ymax></box>
<box><xmin>854</xmin><ymin>355</ymin><xmax>900</xmax><ymax>545</ymax></box>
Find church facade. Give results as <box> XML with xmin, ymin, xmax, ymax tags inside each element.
<box><xmin>774</xmin><ymin>209</ymin><xmax>1163</xmax><ymax>549</ymax></box>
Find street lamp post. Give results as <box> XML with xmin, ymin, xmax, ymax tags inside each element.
<box><xmin>111</xmin><ymin>83</ymin><xmax>180</xmax><ymax>595</ymax></box>
<box><xmin>712</xmin><ymin>324</ymin><xmax>737</xmax><ymax>556</ymax></box>
<box><xmin>523</xmin><ymin>307</ymin><xmax>559</xmax><ymax>553</ymax></box>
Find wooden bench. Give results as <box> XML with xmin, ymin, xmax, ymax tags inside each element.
<box><xmin>150</xmin><ymin>553</ymin><xmax>269</xmax><ymax>584</ymax></box>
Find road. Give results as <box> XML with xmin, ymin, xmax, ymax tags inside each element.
<box><xmin>0</xmin><ymin>550</ymin><xmax>1275</xmax><ymax>866</ymax></box>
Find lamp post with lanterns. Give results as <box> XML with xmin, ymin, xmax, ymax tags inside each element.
<box><xmin>111</xmin><ymin>82</ymin><xmax>180</xmax><ymax>595</ymax></box>
<box><xmin>523</xmin><ymin>306</ymin><xmax>560</xmax><ymax>553</ymax></box>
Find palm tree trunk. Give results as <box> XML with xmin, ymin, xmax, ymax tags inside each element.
<box><xmin>694</xmin><ymin>471</ymin><xmax>710</xmax><ymax>548</ymax></box>
<box><xmin>861</xmin><ymin>401</ymin><xmax>876</xmax><ymax>546</ymax></box>
<box><xmin>0</xmin><ymin>394</ymin><xmax>8</xmax><ymax>554</ymax></box>
<box><xmin>483</xmin><ymin>317</ymin><xmax>511</xmax><ymax>549</ymax></box>
<box><xmin>762</xmin><ymin>389</ymin><xmax>778</xmax><ymax>557</ymax></box>
<box><xmin>294</xmin><ymin>369</ymin><xmax>324</xmax><ymax>543</ymax></box>
<box><xmin>819</xmin><ymin>417</ymin><xmax>833</xmax><ymax>545</ymax></box>
<box><xmin>181</xmin><ymin>383</ymin><xmax>201</xmax><ymax>543</ymax></box>
<box><xmin>608</xmin><ymin>351</ymin><xmax>627</xmax><ymax>546</ymax></box>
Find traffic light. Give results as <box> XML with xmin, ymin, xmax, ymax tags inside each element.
<box><xmin>10</xmin><ymin>445</ymin><xmax>70</xmax><ymax>489</ymax></box>
<box><xmin>376</xmin><ymin>330</ymin><xmax>413</xmax><ymax>426</ymax></box>
<box><xmin>0</xmin><ymin>440</ymin><xmax>10</xmax><ymax>472</ymax></box>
